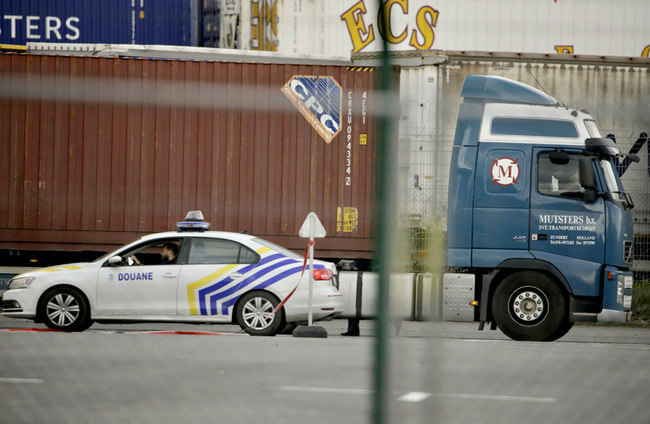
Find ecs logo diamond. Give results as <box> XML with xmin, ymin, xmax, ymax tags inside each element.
<box><xmin>491</xmin><ymin>157</ymin><xmax>520</xmax><ymax>186</ymax></box>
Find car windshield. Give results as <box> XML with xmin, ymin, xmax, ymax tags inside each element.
<box><xmin>93</xmin><ymin>250</ymin><xmax>116</xmax><ymax>263</ymax></box>
<box><xmin>253</xmin><ymin>238</ymin><xmax>303</xmax><ymax>260</ymax></box>
<box><xmin>92</xmin><ymin>238</ymin><xmax>162</xmax><ymax>263</ymax></box>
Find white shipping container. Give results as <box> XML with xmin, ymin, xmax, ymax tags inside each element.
<box><xmin>245</xmin><ymin>0</ymin><xmax>650</xmax><ymax>58</ymax></box>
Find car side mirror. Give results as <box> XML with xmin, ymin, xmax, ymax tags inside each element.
<box><xmin>108</xmin><ymin>256</ymin><xmax>123</xmax><ymax>266</ymax></box>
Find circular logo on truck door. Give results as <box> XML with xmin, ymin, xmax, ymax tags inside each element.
<box><xmin>491</xmin><ymin>157</ymin><xmax>520</xmax><ymax>186</ymax></box>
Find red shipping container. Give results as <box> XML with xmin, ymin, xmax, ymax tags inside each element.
<box><xmin>0</xmin><ymin>52</ymin><xmax>379</xmax><ymax>259</ymax></box>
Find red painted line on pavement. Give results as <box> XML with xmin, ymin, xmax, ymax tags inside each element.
<box><xmin>130</xmin><ymin>330</ymin><xmax>232</xmax><ymax>336</ymax></box>
<box><xmin>1</xmin><ymin>328</ymin><xmax>234</xmax><ymax>335</ymax></box>
<box><xmin>1</xmin><ymin>328</ymin><xmax>62</xmax><ymax>332</ymax></box>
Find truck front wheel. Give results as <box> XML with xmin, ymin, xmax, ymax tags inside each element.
<box><xmin>492</xmin><ymin>271</ymin><xmax>572</xmax><ymax>341</ymax></box>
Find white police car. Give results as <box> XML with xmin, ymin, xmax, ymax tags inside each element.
<box><xmin>1</xmin><ymin>212</ymin><xmax>343</xmax><ymax>336</ymax></box>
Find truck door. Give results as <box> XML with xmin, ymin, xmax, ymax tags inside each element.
<box><xmin>530</xmin><ymin>150</ymin><xmax>605</xmax><ymax>296</ymax></box>
<box><xmin>472</xmin><ymin>145</ymin><xmax>531</xmax><ymax>265</ymax></box>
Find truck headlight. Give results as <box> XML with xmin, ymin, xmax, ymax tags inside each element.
<box><xmin>8</xmin><ymin>277</ymin><xmax>34</xmax><ymax>290</ymax></box>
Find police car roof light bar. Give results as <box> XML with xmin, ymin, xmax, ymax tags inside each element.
<box><xmin>176</xmin><ymin>211</ymin><xmax>211</xmax><ymax>232</ymax></box>
<box><xmin>184</xmin><ymin>211</ymin><xmax>205</xmax><ymax>221</ymax></box>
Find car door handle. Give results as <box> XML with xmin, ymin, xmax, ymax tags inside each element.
<box><xmin>163</xmin><ymin>272</ymin><xmax>177</xmax><ymax>278</ymax></box>
<box><xmin>228</xmin><ymin>273</ymin><xmax>243</xmax><ymax>279</ymax></box>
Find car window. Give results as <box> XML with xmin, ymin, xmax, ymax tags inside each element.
<box><xmin>253</xmin><ymin>237</ymin><xmax>302</xmax><ymax>260</ymax></box>
<box><xmin>114</xmin><ymin>239</ymin><xmax>183</xmax><ymax>266</ymax></box>
<box><xmin>187</xmin><ymin>238</ymin><xmax>259</xmax><ymax>265</ymax></box>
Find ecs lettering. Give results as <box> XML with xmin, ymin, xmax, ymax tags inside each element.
<box><xmin>340</xmin><ymin>0</ymin><xmax>439</xmax><ymax>52</ymax></box>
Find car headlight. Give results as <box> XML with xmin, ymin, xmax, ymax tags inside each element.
<box><xmin>9</xmin><ymin>277</ymin><xmax>35</xmax><ymax>290</ymax></box>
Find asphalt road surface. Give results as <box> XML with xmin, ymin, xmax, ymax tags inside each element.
<box><xmin>1</xmin><ymin>317</ymin><xmax>649</xmax><ymax>424</ymax></box>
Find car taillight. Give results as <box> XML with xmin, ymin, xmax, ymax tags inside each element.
<box><xmin>313</xmin><ymin>268</ymin><xmax>333</xmax><ymax>280</ymax></box>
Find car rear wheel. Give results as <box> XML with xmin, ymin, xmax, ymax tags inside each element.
<box><xmin>235</xmin><ymin>291</ymin><xmax>284</xmax><ymax>336</ymax></box>
<box><xmin>39</xmin><ymin>287</ymin><xmax>92</xmax><ymax>332</ymax></box>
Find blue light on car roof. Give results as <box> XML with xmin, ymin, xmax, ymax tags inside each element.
<box><xmin>176</xmin><ymin>211</ymin><xmax>211</xmax><ymax>232</ymax></box>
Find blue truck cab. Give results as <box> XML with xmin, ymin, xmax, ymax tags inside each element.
<box><xmin>445</xmin><ymin>75</ymin><xmax>635</xmax><ymax>341</ymax></box>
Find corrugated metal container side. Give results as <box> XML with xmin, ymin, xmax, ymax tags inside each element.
<box><xmin>0</xmin><ymin>0</ymin><xmax>198</xmax><ymax>46</ymax></box>
<box><xmin>0</xmin><ymin>52</ymin><xmax>378</xmax><ymax>258</ymax></box>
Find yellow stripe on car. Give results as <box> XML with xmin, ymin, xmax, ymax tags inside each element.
<box><xmin>41</xmin><ymin>265</ymin><xmax>82</xmax><ymax>272</ymax></box>
<box><xmin>187</xmin><ymin>264</ymin><xmax>238</xmax><ymax>315</ymax></box>
<box><xmin>186</xmin><ymin>247</ymin><xmax>274</xmax><ymax>315</ymax></box>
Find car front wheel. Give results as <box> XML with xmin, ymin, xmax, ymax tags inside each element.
<box><xmin>39</xmin><ymin>287</ymin><xmax>92</xmax><ymax>332</ymax></box>
<box><xmin>235</xmin><ymin>291</ymin><xmax>285</xmax><ymax>336</ymax></box>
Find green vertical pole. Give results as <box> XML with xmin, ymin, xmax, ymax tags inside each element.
<box><xmin>372</xmin><ymin>2</ymin><xmax>395</xmax><ymax>423</ymax></box>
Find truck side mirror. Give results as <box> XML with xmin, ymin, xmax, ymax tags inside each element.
<box><xmin>627</xmin><ymin>153</ymin><xmax>641</xmax><ymax>163</ymax></box>
<box><xmin>579</xmin><ymin>158</ymin><xmax>597</xmax><ymax>203</ymax></box>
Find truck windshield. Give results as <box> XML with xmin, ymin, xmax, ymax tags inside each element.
<box><xmin>584</xmin><ymin>120</ymin><xmax>602</xmax><ymax>138</ymax></box>
<box><xmin>600</xmin><ymin>158</ymin><xmax>627</xmax><ymax>203</ymax></box>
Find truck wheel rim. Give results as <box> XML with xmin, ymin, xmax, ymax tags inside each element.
<box><xmin>46</xmin><ymin>294</ymin><xmax>80</xmax><ymax>327</ymax></box>
<box><xmin>508</xmin><ymin>286</ymin><xmax>548</xmax><ymax>326</ymax></box>
<box><xmin>241</xmin><ymin>297</ymin><xmax>274</xmax><ymax>330</ymax></box>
